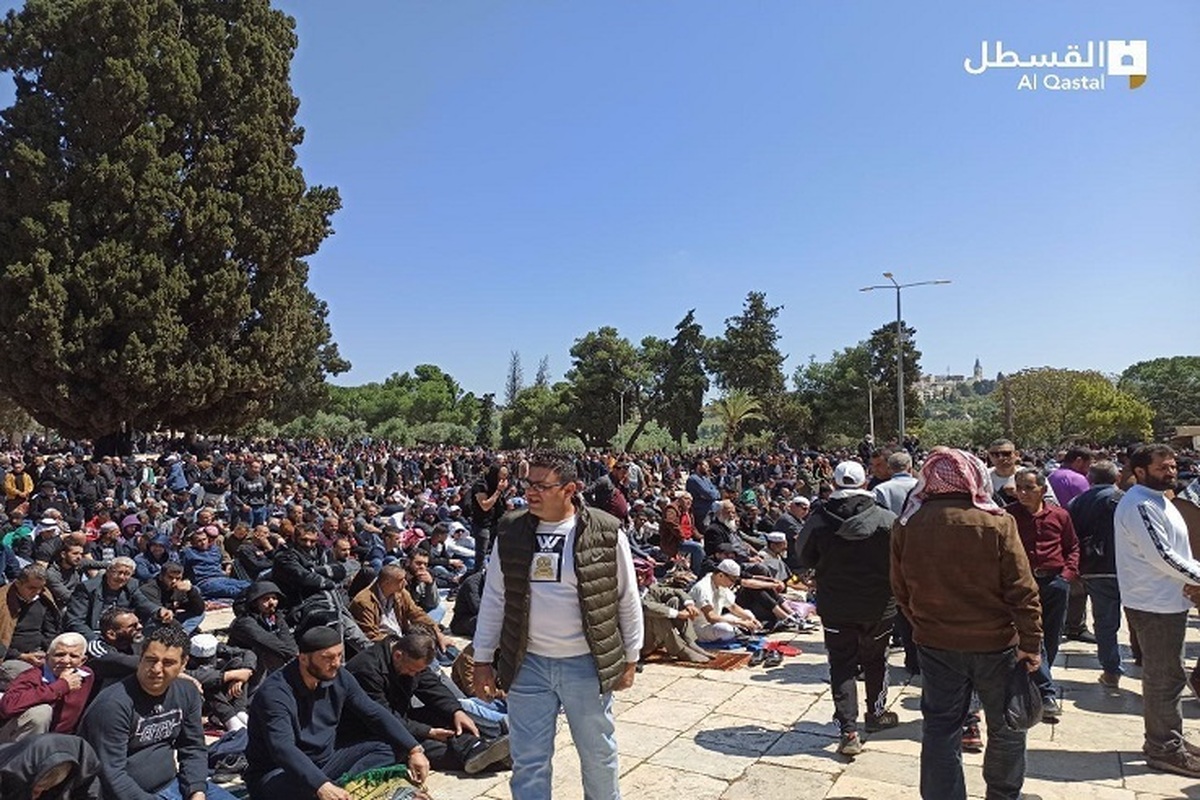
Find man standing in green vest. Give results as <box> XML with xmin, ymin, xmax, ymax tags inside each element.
<box><xmin>473</xmin><ymin>452</ymin><xmax>643</xmax><ymax>800</ymax></box>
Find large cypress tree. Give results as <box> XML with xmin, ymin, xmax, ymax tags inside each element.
<box><xmin>0</xmin><ymin>0</ymin><xmax>346</xmax><ymax>448</ymax></box>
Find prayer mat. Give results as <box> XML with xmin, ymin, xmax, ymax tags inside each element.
<box><xmin>338</xmin><ymin>763</ymin><xmax>428</xmax><ymax>800</ymax></box>
<box><xmin>642</xmin><ymin>650</ymin><xmax>752</xmax><ymax>671</ymax></box>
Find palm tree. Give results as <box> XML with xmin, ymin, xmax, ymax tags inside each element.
<box><xmin>712</xmin><ymin>390</ymin><xmax>766</xmax><ymax>450</ymax></box>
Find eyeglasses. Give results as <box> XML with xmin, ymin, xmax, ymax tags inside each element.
<box><xmin>526</xmin><ymin>480</ymin><xmax>568</xmax><ymax>493</ymax></box>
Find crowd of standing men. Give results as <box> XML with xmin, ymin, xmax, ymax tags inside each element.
<box><xmin>0</xmin><ymin>433</ymin><xmax>1198</xmax><ymax>799</ymax></box>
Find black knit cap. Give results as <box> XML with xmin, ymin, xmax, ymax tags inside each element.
<box><xmin>297</xmin><ymin>624</ymin><xmax>342</xmax><ymax>653</ymax></box>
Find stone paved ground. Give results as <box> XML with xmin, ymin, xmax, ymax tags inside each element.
<box><xmin>204</xmin><ymin>609</ymin><xmax>1200</xmax><ymax>799</ymax></box>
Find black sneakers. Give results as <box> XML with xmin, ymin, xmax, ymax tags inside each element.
<box><xmin>1146</xmin><ymin>748</ymin><xmax>1200</xmax><ymax>779</ymax></box>
<box><xmin>464</xmin><ymin>735</ymin><xmax>511</xmax><ymax>775</ymax></box>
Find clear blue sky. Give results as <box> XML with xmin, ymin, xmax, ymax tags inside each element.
<box><xmin>5</xmin><ymin>2</ymin><xmax>1199</xmax><ymax>397</ymax></box>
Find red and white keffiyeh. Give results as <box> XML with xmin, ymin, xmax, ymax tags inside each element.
<box><xmin>898</xmin><ymin>448</ymin><xmax>1004</xmax><ymax>525</ymax></box>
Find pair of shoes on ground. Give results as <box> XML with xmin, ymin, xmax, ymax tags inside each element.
<box><xmin>837</xmin><ymin>711</ymin><xmax>900</xmax><ymax>756</ymax></box>
<box><xmin>961</xmin><ymin>723</ymin><xmax>983</xmax><ymax>752</ymax></box>
<box><xmin>748</xmin><ymin>647</ymin><xmax>783</xmax><ymax>667</ymax></box>
<box><xmin>463</xmin><ymin>734</ymin><xmax>511</xmax><ymax>775</ymax></box>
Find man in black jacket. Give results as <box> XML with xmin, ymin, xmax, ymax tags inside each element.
<box><xmin>64</xmin><ymin>558</ymin><xmax>168</xmax><ymax>642</ymax></box>
<box><xmin>799</xmin><ymin>461</ymin><xmax>898</xmax><ymax>755</ymax></box>
<box><xmin>227</xmin><ymin>581</ymin><xmax>298</xmax><ymax>687</ymax></box>
<box><xmin>138</xmin><ymin>562</ymin><xmax>206</xmax><ymax>635</ymax></box>
<box><xmin>1068</xmin><ymin>459</ymin><xmax>1125</xmax><ymax>687</ymax></box>
<box><xmin>344</xmin><ymin>632</ymin><xmax>509</xmax><ymax>774</ymax></box>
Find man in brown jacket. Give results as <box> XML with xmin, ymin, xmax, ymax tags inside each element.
<box><xmin>891</xmin><ymin>449</ymin><xmax>1043</xmax><ymax>800</ymax></box>
<box><xmin>349</xmin><ymin>564</ymin><xmax>449</xmax><ymax>652</ymax></box>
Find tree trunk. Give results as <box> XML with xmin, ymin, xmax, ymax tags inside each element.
<box><xmin>623</xmin><ymin>417</ymin><xmax>650</xmax><ymax>453</ymax></box>
<box><xmin>94</xmin><ymin>424</ymin><xmax>133</xmax><ymax>458</ymax></box>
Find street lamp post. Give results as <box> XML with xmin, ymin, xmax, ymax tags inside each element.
<box><xmin>860</xmin><ymin>273</ymin><xmax>951</xmax><ymax>444</ymax></box>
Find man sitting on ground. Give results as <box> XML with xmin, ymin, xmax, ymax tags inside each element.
<box><xmin>0</xmin><ymin>564</ymin><xmax>61</xmax><ymax>689</ymax></box>
<box><xmin>345</xmin><ymin>631</ymin><xmax>510</xmax><ymax>775</ymax></box>
<box><xmin>689</xmin><ymin>559</ymin><xmax>763</xmax><ymax>643</ymax></box>
<box><xmin>0</xmin><ymin>631</ymin><xmax>92</xmax><ymax>742</ymax></box>
<box><xmin>244</xmin><ymin>621</ymin><xmax>431</xmax><ymax>799</ymax></box>
<box><xmin>64</xmin><ymin>558</ymin><xmax>168</xmax><ymax>642</ymax></box>
<box><xmin>79</xmin><ymin>623</ymin><xmax>238</xmax><ymax>800</ymax></box>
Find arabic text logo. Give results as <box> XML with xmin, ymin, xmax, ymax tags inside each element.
<box><xmin>964</xmin><ymin>40</ymin><xmax>1147</xmax><ymax>91</ymax></box>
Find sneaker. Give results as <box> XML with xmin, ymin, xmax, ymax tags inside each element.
<box><xmin>762</xmin><ymin>649</ymin><xmax>784</xmax><ymax>668</ymax></box>
<box><xmin>748</xmin><ymin>648</ymin><xmax>766</xmax><ymax>667</ymax></box>
<box><xmin>464</xmin><ymin>735</ymin><xmax>511</xmax><ymax>775</ymax></box>
<box><xmin>1146</xmin><ymin>749</ymin><xmax>1200</xmax><ymax>779</ymax></box>
<box><xmin>1098</xmin><ymin>671</ymin><xmax>1121</xmax><ymax>690</ymax></box>
<box><xmin>864</xmin><ymin>711</ymin><xmax>899</xmax><ymax>732</ymax></box>
<box><xmin>961</xmin><ymin>723</ymin><xmax>983</xmax><ymax>752</ymax></box>
<box><xmin>1066</xmin><ymin>629</ymin><xmax>1097</xmax><ymax>644</ymax></box>
<box><xmin>837</xmin><ymin>730</ymin><xmax>863</xmax><ymax>756</ymax></box>
<box><xmin>1041</xmin><ymin>696</ymin><xmax>1062</xmax><ymax>722</ymax></box>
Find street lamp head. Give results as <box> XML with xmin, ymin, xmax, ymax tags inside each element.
<box><xmin>933</xmin><ymin>279</ymin><xmax>952</xmax><ymax>285</ymax></box>
<box><xmin>882</xmin><ymin>271</ymin><xmax>894</xmax><ymax>279</ymax></box>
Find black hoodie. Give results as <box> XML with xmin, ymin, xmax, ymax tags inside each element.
<box><xmin>798</xmin><ymin>494</ymin><xmax>896</xmax><ymax>624</ymax></box>
<box><xmin>0</xmin><ymin>733</ymin><xmax>101</xmax><ymax>800</ymax></box>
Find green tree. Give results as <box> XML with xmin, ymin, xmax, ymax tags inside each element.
<box><xmin>0</xmin><ymin>0</ymin><xmax>346</xmax><ymax>447</ymax></box>
<box><xmin>500</xmin><ymin>383</ymin><xmax>568</xmax><ymax>449</ymax></box>
<box><xmin>866</xmin><ymin>321</ymin><xmax>923</xmax><ymax>441</ymax></box>
<box><xmin>711</xmin><ymin>390</ymin><xmax>766</xmax><ymax>451</ymax></box>
<box><xmin>475</xmin><ymin>393</ymin><xmax>497</xmax><ymax>447</ymax></box>
<box><xmin>793</xmin><ymin>344</ymin><xmax>875</xmax><ymax>445</ymax></box>
<box><xmin>1004</xmin><ymin>368</ymin><xmax>1153</xmax><ymax>446</ymax></box>
<box><xmin>1119</xmin><ymin>356</ymin><xmax>1200</xmax><ymax>435</ymax></box>
<box><xmin>534</xmin><ymin>356</ymin><xmax>551</xmax><ymax>389</ymax></box>
<box><xmin>654</xmin><ymin>310</ymin><xmax>709</xmax><ymax>446</ymax></box>
<box><xmin>504</xmin><ymin>351</ymin><xmax>524</xmax><ymax>406</ymax></box>
<box><xmin>561</xmin><ymin>327</ymin><xmax>641</xmax><ymax>448</ymax></box>
<box><xmin>707</xmin><ymin>292</ymin><xmax>786</xmax><ymax>416</ymax></box>
<box><xmin>619</xmin><ymin>310</ymin><xmax>710</xmax><ymax>452</ymax></box>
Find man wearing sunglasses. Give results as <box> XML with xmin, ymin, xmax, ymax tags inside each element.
<box><xmin>472</xmin><ymin>452</ymin><xmax>643</xmax><ymax>800</ymax></box>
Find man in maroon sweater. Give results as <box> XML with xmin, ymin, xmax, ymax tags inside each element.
<box><xmin>0</xmin><ymin>631</ymin><xmax>93</xmax><ymax>742</ymax></box>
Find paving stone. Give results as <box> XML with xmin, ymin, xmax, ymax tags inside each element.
<box><xmin>714</xmin><ymin>684</ymin><xmax>817</xmax><ymax>726</ymax></box>
<box><xmin>722</xmin><ymin>761</ymin><xmax>836</xmax><ymax>797</ymax></box>
<box><xmin>617</xmin><ymin>695</ymin><xmax>715</xmax><ymax>731</ymax></box>
<box><xmin>619</xmin><ymin>761</ymin><xmax>730</xmax><ymax>800</ymax></box>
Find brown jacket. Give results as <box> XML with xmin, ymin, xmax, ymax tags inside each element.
<box><xmin>891</xmin><ymin>494</ymin><xmax>1042</xmax><ymax>654</ymax></box>
<box><xmin>349</xmin><ymin>581</ymin><xmax>436</xmax><ymax>642</ymax></box>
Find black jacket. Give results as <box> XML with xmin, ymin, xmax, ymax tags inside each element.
<box><xmin>798</xmin><ymin>494</ymin><xmax>896</xmax><ymax>624</ymax></box>
<box><xmin>272</xmin><ymin>544</ymin><xmax>345</xmax><ymax>609</ymax></box>
<box><xmin>1068</xmin><ymin>484</ymin><xmax>1122</xmax><ymax>577</ymax></box>
<box><xmin>227</xmin><ymin>611</ymin><xmax>298</xmax><ymax>677</ymax></box>
<box><xmin>343</xmin><ymin>637</ymin><xmax>463</xmax><ymax>741</ymax></box>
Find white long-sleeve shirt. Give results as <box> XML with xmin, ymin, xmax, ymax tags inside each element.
<box><xmin>1115</xmin><ymin>483</ymin><xmax>1200</xmax><ymax>614</ymax></box>
<box><xmin>473</xmin><ymin>515</ymin><xmax>643</xmax><ymax>666</ymax></box>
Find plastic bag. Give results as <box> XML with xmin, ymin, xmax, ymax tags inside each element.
<box><xmin>1003</xmin><ymin>657</ymin><xmax>1043</xmax><ymax>730</ymax></box>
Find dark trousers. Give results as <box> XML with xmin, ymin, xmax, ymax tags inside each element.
<box><xmin>918</xmin><ymin>646</ymin><xmax>1027</xmax><ymax>800</ymax></box>
<box><xmin>471</xmin><ymin>527</ymin><xmax>492</xmax><ymax>574</ymax></box>
<box><xmin>823</xmin><ymin>616</ymin><xmax>894</xmax><ymax>732</ymax></box>
<box><xmin>247</xmin><ymin>740</ymin><xmax>395</xmax><ymax>799</ymax></box>
<box><xmin>1125</xmin><ymin>608</ymin><xmax>1189</xmax><ymax>757</ymax></box>
<box><xmin>1065</xmin><ymin>575</ymin><xmax>1089</xmax><ymax>635</ymax></box>
<box><xmin>894</xmin><ymin>610</ymin><xmax>920</xmax><ymax>672</ymax></box>
<box><xmin>1032</xmin><ymin>574</ymin><xmax>1069</xmax><ymax>699</ymax></box>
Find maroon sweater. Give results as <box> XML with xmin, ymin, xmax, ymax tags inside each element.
<box><xmin>0</xmin><ymin>664</ymin><xmax>94</xmax><ymax>734</ymax></box>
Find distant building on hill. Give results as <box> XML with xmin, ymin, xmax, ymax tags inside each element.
<box><xmin>916</xmin><ymin>358</ymin><xmax>984</xmax><ymax>402</ymax></box>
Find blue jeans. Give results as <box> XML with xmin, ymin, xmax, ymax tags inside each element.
<box><xmin>1083</xmin><ymin>576</ymin><xmax>1123</xmax><ymax>675</ymax></box>
<box><xmin>508</xmin><ymin>652</ymin><xmax>621</xmax><ymax>800</ymax></box>
<box><xmin>241</xmin><ymin>505</ymin><xmax>269</xmax><ymax>527</ymax></box>
<box><xmin>156</xmin><ymin>778</ymin><xmax>240</xmax><ymax>800</ymax></box>
<box><xmin>918</xmin><ymin>645</ymin><xmax>1027</xmax><ymax>800</ymax></box>
<box><xmin>1033</xmin><ymin>574</ymin><xmax>1069</xmax><ymax>699</ymax></box>
<box><xmin>198</xmin><ymin>576</ymin><xmax>251</xmax><ymax>600</ymax></box>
